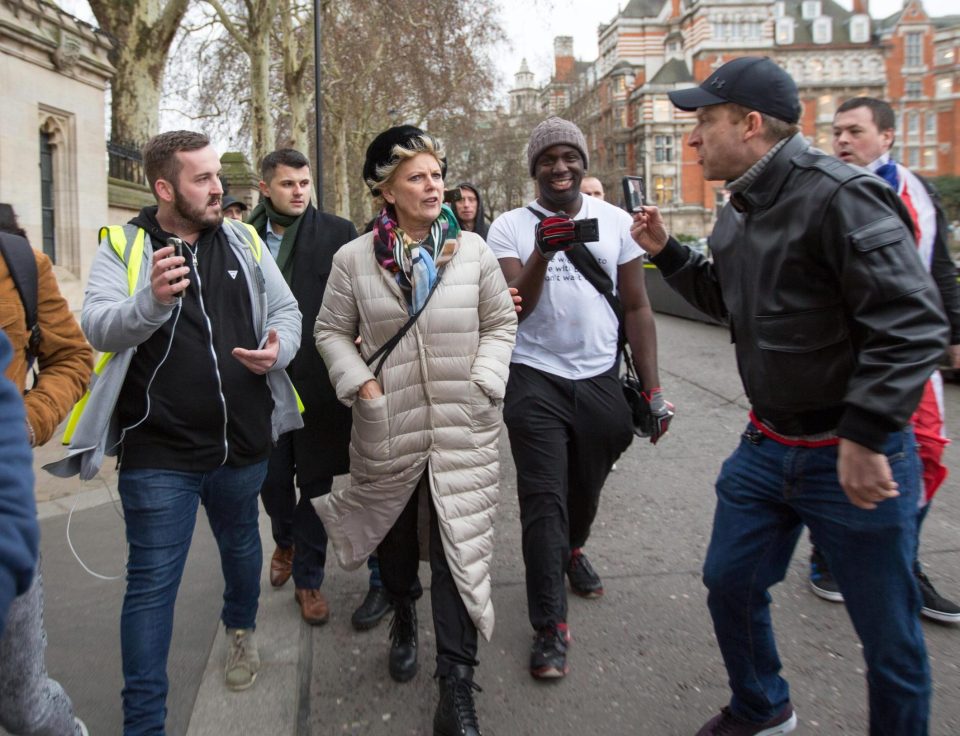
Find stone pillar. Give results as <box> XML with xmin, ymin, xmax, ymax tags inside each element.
<box><xmin>220</xmin><ymin>152</ymin><xmax>260</xmax><ymax>211</ymax></box>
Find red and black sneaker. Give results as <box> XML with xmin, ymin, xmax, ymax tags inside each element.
<box><xmin>530</xmin><ymin>624</ymin><xmax>569</xmax><ymax>680</ymax></box>
<box><xmin>567</xmin><ymin>548</ymin><xmax>604</xmax><ymax>598</ymax></box>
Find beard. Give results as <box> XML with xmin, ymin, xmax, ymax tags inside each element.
<box><xmin>173</xmin><ymin>187</ymin><xmax>222</xmax><ymax>230</ymax></box>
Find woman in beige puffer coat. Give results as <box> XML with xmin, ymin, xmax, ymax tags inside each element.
<box><xmin>312</xmin><ymin>126</ymin><xmax>516</xmax><ymax>736</ymax></box>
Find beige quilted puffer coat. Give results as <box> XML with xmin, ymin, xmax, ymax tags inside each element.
<box><xmin>312</xmin><ymin>231</ymin><xmax>517</xmax><ymax>639</ymax></box>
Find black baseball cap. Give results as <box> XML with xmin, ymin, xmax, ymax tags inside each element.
<box><xmin>222</xmin><ymin>195</ymin><xmax>247</xmax><ymax>212</ymax></box>
<box><xmin>668</xmin><ymin>56</ymin><xmax>801</xmax><ymax>124</ymax></box>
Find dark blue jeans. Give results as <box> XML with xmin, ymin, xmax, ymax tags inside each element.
<box><xmin>118</xmin><ymin>462</ymin><xmax>267</xmax><ymax>736</ymax></box>
<box><xmin>703</xmin><ymin>425</ymin><xmax>929</xmax><ymax>736</ymax></box>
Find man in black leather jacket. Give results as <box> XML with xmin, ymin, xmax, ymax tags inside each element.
<box><xmin>631</xmin><ymin>57</ymin><xmax>947</xmax><ymax>736</ymax></box>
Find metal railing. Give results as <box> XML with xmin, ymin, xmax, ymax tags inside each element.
<box><xmin>107</xmin><ymin>140</ymin><xmax>145</xmax><ymax>185</ymax></box>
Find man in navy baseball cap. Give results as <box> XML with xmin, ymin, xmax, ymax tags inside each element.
<box><xmin>632</xmin><ymin>53</ymin><xmax>942</xmax><ymax>736</ymax></box>
<box><xmin>669</xmin><ymin>56</ymin><xmax>801</xmax><ymax>124</ymax></box>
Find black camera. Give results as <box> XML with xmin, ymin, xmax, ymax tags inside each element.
<box><xmin>572</xmin><ymin>218</ymin><xmax>599</xmax><ymax>244</ymax></box>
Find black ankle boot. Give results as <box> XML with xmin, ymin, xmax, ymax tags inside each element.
<box><xmin>352</xmin><ymin>586</ymin><xmax>392</xmax><ymax>631</ymax></box>
<box><xmin>433</xmin><ymin>664</ymin><xmax>482</xmax><ymax>736</ymax></box>
<box><xmin>388</xmin><ymin>600</ymin><xmax>417</xmax><ymax>682</ymax></box>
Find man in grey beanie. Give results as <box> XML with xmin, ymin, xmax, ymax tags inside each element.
<box><xmin>487</xmin><ymin>117</ymin><xmax>669</xmax><ymax>680</ymax></box>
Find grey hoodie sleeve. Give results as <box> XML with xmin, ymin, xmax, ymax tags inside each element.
<box><xmin>81</xmin><ymin>237</ymin><xmax>177</xmax><ymax>353</ymax></box>
<box><xmin>257</xmin><ymin>236</ymin><xmax>302</xmax><ymax>372</ymax></box>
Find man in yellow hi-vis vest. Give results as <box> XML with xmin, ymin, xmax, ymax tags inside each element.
<box><xmin>46</xmin><ymin>131</ymin><xmax>302</xmax><ymax>733</ymax></box>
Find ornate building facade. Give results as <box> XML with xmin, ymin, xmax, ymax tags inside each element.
<box><xmin>0</xmin><ymin>0</ymin><xmax>114</xmax><ymax>304</ymax></box>
<box><xmin>514</xmin><ymin>0</ymin><xmax>960</xmax><ymax>237</ymax></box>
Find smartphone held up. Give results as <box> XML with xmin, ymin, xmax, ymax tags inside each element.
<box><xmin>622</xmin><ymin>176</ymin><xmax>645</xmax><ymax>213</ymax></box>
<box><xmin>166</xmin><ymin>236</ymin><xmax>185</xmax><ymax>298</ymax></box>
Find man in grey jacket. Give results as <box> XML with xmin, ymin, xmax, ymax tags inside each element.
<box><xmin>48</xmin><ymin>131</ymin><xmax>302</xmax><ymax>734</ymax></box>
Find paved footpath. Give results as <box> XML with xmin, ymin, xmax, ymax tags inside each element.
<box><xmin>13</xmin><ymin>312</ymin><xmax>960</xmax><ymax>735</ymax></box>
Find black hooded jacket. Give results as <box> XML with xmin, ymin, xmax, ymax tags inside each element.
<box><xmin>116</xmin><ymin>206</ymin><xmax>273</xmax><ymax>471</ymax></box>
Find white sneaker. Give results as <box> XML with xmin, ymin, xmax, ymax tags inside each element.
<box><xmin>225</xmin><ymin>627</ymin><xmax>260</xmax><ymax>691</ymax></box>
<box><xmin>75</xmin><ymin>717</ymin><xmax>89</xmax><ymax>736</ymax></box>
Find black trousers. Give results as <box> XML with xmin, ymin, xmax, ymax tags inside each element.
<box><xmin>259</xmin><ymin>431</ymin><xmax>332</xmax><ymax>590</ymax></box>
<box><xmin>377</xmin><ymin>476</ymin><xmax>479</xmax><ymax>677</ymax></box>
<box><xmin>503</xmin><ymin>362</ymin><xmax>634</xmax><ymax>630</ymax></box>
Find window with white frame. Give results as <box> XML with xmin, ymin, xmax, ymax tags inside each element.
<box><xmin>616</xmin><ymin>143</ymin><xmax>627</xmax><ymax>169</ymax></box>
<box><xmin>923</xmin><ymin>147</ymin><xmax>936</xmax><ymax>170</ymax></box>
<box><xmin>801</xmin><ymin>0</ymin><xmax>821</xmax><ymax>20</ymax></box>
<box><xmin>935</xmin><ymin>77</ymin><xmax>952</xmax><ymax>98</ymax></box>
<box><xmin>907</xmin><ymin>110</ymin><xmax>920</xmax><ymax>137</ymax></box>
<box><xmin>850</xmin><ymin>15</ymin><xmax>870</xmax><ymax>43</ymax></box>
<box><xmin>776</xmin><ymin>18</ymin><xmax>794</xmax><ymax>45</ymax></box>
<box><xmin>813</xmin><ymin>17</ymin><xmax>832</xmax><ymax>44</ymax></box>
<box><xmin>655</xmin><ymin>135</ymin><xmax>674</xmax><ymax>162</ymax></box>
<box><xmin>925</xmin><ymin>112</ymin><xmax>936</xmax><ymax>139</ymax></box>
<box><xmin>908</xmin><ymin>147</ymin><xmax>920</xmax><ymax>168</ymax></box>
<box><xmin>905</xmin><ymin>32</ymin><xmax>923</xmax><ymax>67</ymax></box>
<box><xmin>905</xmin><ymin>79</ymin><xmax>922</xmax><ymax>99</ymax></box>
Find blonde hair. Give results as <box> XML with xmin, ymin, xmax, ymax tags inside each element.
<box><xmin>366</xmin><ymin>134</ymin><xmax>446</xmax><ymax>201</ymax></box>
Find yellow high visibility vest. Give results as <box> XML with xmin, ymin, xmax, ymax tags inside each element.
<box><xmin>62</xmin><ymin>220</ymin><xmax>275</xmax><ymax>443</ymax></box>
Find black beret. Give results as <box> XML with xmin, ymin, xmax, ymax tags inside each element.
<box><xmin>362</xmin><ymin>125</ymin><xmax>447</xmax><ymax>195</ymax></box>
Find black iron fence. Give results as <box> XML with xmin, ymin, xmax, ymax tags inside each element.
<box><xmin>107</xmin><ymin>139</ymin><xmax>145</xmax><ymax>185</ymax></box>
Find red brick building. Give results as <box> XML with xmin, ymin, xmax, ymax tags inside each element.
<box><xmin>518</xmin><ymin>0</ymin><xmax>960</xmax><ymax>237</ymax></box>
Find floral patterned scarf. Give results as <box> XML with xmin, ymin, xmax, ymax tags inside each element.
<box><xmin>373</xmin><ymin>204</ymin><xmax>460</xmax><ymax>313</ymax></box>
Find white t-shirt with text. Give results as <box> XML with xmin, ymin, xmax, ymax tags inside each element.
<box><xmin>486</xmin><ymin>196</ymin><xmax>641</xmax><ymax>379</ymax></box>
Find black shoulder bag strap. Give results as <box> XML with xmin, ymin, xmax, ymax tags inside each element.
<box><xmin>364</xmin><ymin>273</ymin><xmax>443</xmax><ymax>378</ymax></box>
<box><xmin>0</xmin><ymin>232</ymin><xmax>41</xmax><ymax>375</ymax></box>
<box><xmin>525</xmin><ymin>206</ymin><xmax>627</xmax><ymax>354</ymax></box>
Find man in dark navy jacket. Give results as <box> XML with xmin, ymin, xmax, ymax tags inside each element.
<box><xmin>249</xmin><ymin>149</ymin><xmax>389</xmax><ymax>629</ymax></box>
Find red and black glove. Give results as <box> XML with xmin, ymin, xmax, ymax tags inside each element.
<box><xmin>534</xmin><ymin>216</ymin><xmax>577</xmax><ymax>260</ymax></box>
<box><xmin>638</xmin><ymin>387</ymin><xmax>674</xmax><ymax>445</ymax></box>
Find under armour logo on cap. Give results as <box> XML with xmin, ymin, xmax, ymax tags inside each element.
<box><xmin>667</xmin><ymin>56</ymin><xmax>801</xmax><ymax>124</ymax></box>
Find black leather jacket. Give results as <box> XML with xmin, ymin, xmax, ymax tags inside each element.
<box><xmin>652</xmin><ymin>134</ymin><xmax>949</xmax><ymax>452</ymax></box>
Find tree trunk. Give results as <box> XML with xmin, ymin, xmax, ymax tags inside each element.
<box><xmin>333</xmin><ymin>117</ymin><xmax>350</xmax><ymax>219</ymax></box>
<box><xmin>89</xmin><ymin>0</ymin><xmax>189</xmax><ymax>146</ymax></box>
<box><xmin>280</xmin><ymin>0</ymin><xmax>310</xmax><ymax>156</ymax></box>
<box><xmin>248</xmin><ymin>30</ymin><xmax>274</xmax><ymax>167</ymax></box>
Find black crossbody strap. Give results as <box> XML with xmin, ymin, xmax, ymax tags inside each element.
<box><xmin>525</xmin><ymin>206</ymin><xmax>626</xmax><ymax>354</ymax></box>
<box><xmin>0</xmin><ymin>232</ymin><xmax>41</xmax><ymax>372</ymax></box>
<box><xmin>365</xmin><ymin>273</ymin><xmax>443</xmax><ymax>378</ymax></box>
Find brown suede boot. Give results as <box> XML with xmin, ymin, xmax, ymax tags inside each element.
<box><xmin>269</xmin><ymin>545</ymin><xmax>294</xmax><ymax>588</ymax></box>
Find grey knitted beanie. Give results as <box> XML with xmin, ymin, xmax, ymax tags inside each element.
<box><xmin>527</xmin><ymin>117</ymin><xmax>589</xmax><ymax>177</ymax></box>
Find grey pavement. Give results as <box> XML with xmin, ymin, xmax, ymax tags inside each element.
<box><xmin>16</xmin><ymin>312</ymin><xmax>960</xmax><ymax>735</ymax></box>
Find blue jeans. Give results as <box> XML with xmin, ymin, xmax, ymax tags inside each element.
<box><xmin>703</xmin><ymin>425</ymin><xmax>929</xmax><ymax>736</ymax></box>
<box><xmin>118</xmin><ymin>462</ymin><xmax>267</xmax><ymax>736</ymax></box>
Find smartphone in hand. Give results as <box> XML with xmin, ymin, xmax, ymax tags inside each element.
<box><xmin>166</xmin><ymin>237</ymin><xmax>185</xmax><ymax>298</ymax></box>
<box><xmin>622</xmin><ymin>176</ymin><xmax>645</xmax><ymax>213</ymax></box>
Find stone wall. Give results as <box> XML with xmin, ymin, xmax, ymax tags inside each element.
<box><xmin>0</xmin><ymin>0</ymin><xmax>113</xmax><ymax>309</ymax></box>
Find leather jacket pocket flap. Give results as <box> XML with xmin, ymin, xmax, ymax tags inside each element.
<box><xmin>756</xmin><ymin>307</ymin><xmax>848</xmax><ymax>353</ymax></box>
<box><xmin>849</xmin><ymin>216</ymin><xmax>908</xmax><ymax>253</ymax></box>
